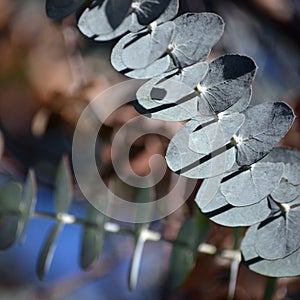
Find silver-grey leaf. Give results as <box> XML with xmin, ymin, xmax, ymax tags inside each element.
<box><xmin>241</xmin><ymin>224</ymin><xmax>300</xmax><ymax>277</ymax></box>
<box><xmin>129</xmin><ymin>0</ymin><xmax>179</xmax><ymax>32</ymax></box>
<box><xmin>78</xmin><ymin>0</ymin><xmax>131</xmax><ymax>40</ymax></box>
<box><xmin>271</xmin><ymin>163</ymin><xmax>300</xmax><ymax>203</ymax></box>
<box><xmin>189</xmin><ymin>113</ymin><xmax>245</xmax><ymax>154</ymax></box>
<box><xmin>166</xmin><ymin>120</ymin><xmax>236</xmax><ymax>178</ymax></box>
<box><xmin>133</xmin><ymin>0</ymin><xmax>172</xmax><ymax>25</ymax></box>
<box><xmin>136</xmin><ymin>76</ymin><xmax>211</xmax><ymax>121</ymax></box>
<box><xmin>220</xmin><ymin>162</ymin><xmax>284</xmax><ymax>206</ymax></box>
<box><xmin>198</xmin><ymin>190</ymin><xmax>271</xmax><ymax>227</ymax></box>
<box><xmin>199</xmin><ymin>55</ymin><xmax>256</xmax><ymax>114</ymax></box>
<box><xmin>121</xmin><ymin>22</ymin><xmax>175</xmax><ymax>69</ymax></box>
<box><xmin>235</xmin><ymin>102</ymin><xmax>295</xmax><ymax>166</ymax></box>
<box><xmin>171</xmin><ymin>13</ymin><xmax>224</xmax><ymax>68</ymax></box>
<box><xmin>255</xmin><ymin>197</ymin><xmax>300</xmax><ymax>260</ymax></box>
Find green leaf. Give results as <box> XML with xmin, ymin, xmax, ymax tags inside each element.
<box><xmin>17</xmin><ymin>170</ymin><xmax>37</xmax><ymax>244</ymax></box>
<box><xmin>0</xmin><ymin>182</ymin><xmax>23</xmax><ymax>249</ymax></box>
<box><xmin>36</xmin><ymin>222</ymin><xmax>63</xmax><ymax>280</ymax></box>
<box><xmin>80</xmin><ymin>205</ymin><xmax>106</xmax><ymax>270</ymax></box>
<box><xmin>54</xmin><ymin>156</ymin><xmax>73</xmax><ymax>215</ymax></box>
<box><xmin>169</xmin><ymin>209</ymin><xmax>209</xmax><ymax>289</ymax></box>
<box><xmin>134</xmin><ymin>183</ymin><xmax>154</xmax><ymax>232</ymax></box>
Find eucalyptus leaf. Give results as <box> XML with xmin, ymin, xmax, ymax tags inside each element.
<box><xmin>235</xmin><ymin>102</ymin><xmax>295</xmax><ymax>166</ymax></box>
<box><xmin>129</xmin><ymin>0</ymin><xmax>179</xmax><ymax>32</ymax></box>
<box><xmin>78</xmin><ymin>0</ymin><xmax>131</xmax><ymax>40</ymax></box>
<box><xmin>46</xmin><ymin>0</ymin><xmax>86</xmax><ymax>19</ymax></box>
<box><xmin>135</xmin><ymin>75</ymin><xmax>214</xmax><ymax>121</ymax></box>
<box><xmin>105</xmin><ymin>0</ymin><xmax>132</xmax><ymax>29</ymax></box>
<box><xmin>112</xmin><ymin>12</ymin><xmax>224</xmax><ymax>78</ymax></box>
<box><xmin>54</xmin><ymin>156</ymin><xmax>73</xmax><ymax>215</ymax></box>
<box><xmin>255</xmin><ymin>197</ymin><xmax>300</xmax><ymax>260</ymax></box>
<box><xmin>198</xmin><ymin>55</ymin><xmax>256</xmax><ymax>113</ymax></box>
<box><xmin>198</xmin><ymin>190</ymin><xmax>271</xmax><ymax>227</ymax></box>
<box><xmin>170</xmin><ymin>13</ymin><xmax>224</xmax><ymax>68</ymax></box>
<box><xmin>133</xmin><ymin>0</ymin><xmax>172</xmax><ymax>26</ymax></box>
<box><xmin>111</xmin><ymin>34</ymin><xmax>171</xmax><ymax>78</ymax></box>
<box><xmin>169</xmin><ymin>210</ymin><xmax>209</xmax><ymax>288</ymax></box>
<box><xmin>242</xmin><ymin>225</ymin><xmax>300</xmax><ymax>277</ymax></box>
<box><xmin>189</xmin><ymin>113</ymin><xmax>245</xmax><ymax>154</ymax></box>
<box><xmin>0</xmin><ymin>182</ymin><xmax>23</xmax><ymax>249</ymax></box>
<box><xmin>17</xmin><ymin>170</ymin><xmax>37</xmax><ymax>243</ymax></box>
<box><xmin>271</xmin><ymin>163</ymin><xmax>300</xmax><ymax>203</ymax></box>
<box><xmin>220</xmin><ymin>162</ymin><xmax>284</xmax><ymax>206</ymax></box>
<box><xmin>122</xmin><ymin>22</ymin><xmax>175</xmax><ymax>69</ymax></box>
<box><xmin>80</xmin><ymin>206</ymin><xmax>106</xmax><ymax>270</ymax></box>
<box><xmin>36</xmin><ymin>222</ymin><xmax>63</xmax><ymax>280</ymax></box>
<box><xmin>166</xmin><ymin>120</ymin><xmax>236</xmax><ymax>178</ymax></box>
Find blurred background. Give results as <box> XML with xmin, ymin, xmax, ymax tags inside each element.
<box><xmin>0</xmin><ymin>0</ymin><xmax>299</xmax><ymax>299</ymax></box>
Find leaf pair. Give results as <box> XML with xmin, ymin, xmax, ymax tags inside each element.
<box><xmin>198</xmin><ymin>147</ymin><xmax>300</xmax><ymax>228</ymax></box>
<box><xmin>166</xmin><ymin>102</ymin><xmax>294</xmax><ymax>179</ymax></box>
<box><xmin>78</xmin><ymin>0</ymin><xmax>178</xmax><ymax>41</ymax></box>
<box><xmin>111</xmin><ymin>12</ymin><xmax>224</xmax><ymax>78</ymax></box>
<box><xmin>241</xmin><ymin>205</ymin><xmax>300</xmax><ymax>278</ymax></box>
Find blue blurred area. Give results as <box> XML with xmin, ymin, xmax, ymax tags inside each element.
<box><xmin>0</xmin><ymin>185</ymin><xmax>168</xmax><ymax>299</ymax></box>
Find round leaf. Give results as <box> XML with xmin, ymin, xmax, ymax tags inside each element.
<box><xmin>198</xmin><ymin>190</ymin><xmax>271</xmax><ymax>227</ymax></box>
<box><xmin>255</xmin><ymin>198</ymin><xmax>300</xmax><ymax>260</ymax></box>
<box><xmin>241</xmin><ymin>225</ymin><xmax>300</xmax><ymax>277</ymax></box>
<box><xmin>121</xmin><ymin>22</ymin><xmax>175</xmax><ymax>69</ymax></box>
<box><xmin>46</xmin><ymin>0</ymin><xmax>86</xmax><ymax>19</ymax></box>
<box><xmin>235</xmin><ymin>102</ymin><xmax>295</xmax><ymax>166</ymax></box>
<box><xmin>220</xmin><ymin>162</ymin><xmax>284</xmax><ymax>206</ymax></box>
<box><xmin>199</xmin><ymin>55</ymin><xmax>256</xmax><ymax>114</ymax></box>
<box><xmin>166</xmin><ymin>120</ymin><xmax>236</xmax><ymax>178</ymax></box>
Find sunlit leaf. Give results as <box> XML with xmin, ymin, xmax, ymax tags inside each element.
<box><xmin>166</xmin><ymin>120</ymin><xmax>236</xmax><ymax>178</ymax></box>
<box><xmin>46</xmin><ymin>0</ymin><xmax>86</xmax><ymax>19</ymax></box>
<box><xmin>36</xmin><ymin>222</ymin><xmax>63</xmax><ymax>280</ymax></box>
<box><xmin>135</xmin><ymin>56</ymin><xmax>254</xmax><ymax>121</ymax></box>
<box><xmin>198</xmin><ymin>55</ymin><xmax>256</xmax><ymax>114</ymax></box>
<box><xmin>198</xmin><ymin>189</ymin><xmax>271</xmax><ymax>227</ymax></box>
<box><xmin>170</xmin><ymin>13</ymin><xmax>224</xmax><ymax>68</ymax></box>
<box><xmin>17</xmin><ymin>170</ymin><xmax>37</xmax><ymax>243</ymax></box>
<box><xmin>111</xmin><ymin>34</ymin><xmax>171</xmax><ymax>77</ymax></box>
<box><xmin>133</xmin><ymin>0</ymin><xmax>172</xmax><ymax>25</ymax></box>
<box><xmin>78</xmin><ymin>0</ymin><xmax>131</xmax><ymax>40</ymax></box>
<box><xmin>255</xmin><ymin>197</ymin><xmax>300</xmax><ymax>260</ymax></box>
<box><xmin>0</xmin><ymin>182</ymin><xmax>22</xmax><ymax>249</ymax></box>
<box><xmin>80</xmin><ymin>206</ymin><xmax>106</xmax><ymax>270</ymax></box>
<box><xmin>169</xmin><ymin>210</ymin><xmax>209</xmax><ymax>288</ymax></box>
<box><xmin>122</xmin><ymin>22</ymin><xmax>175</xmax><ymax>69</ymax></box>
<box><xmin>271</xmin><ymin>163</ymin><xmax>300</xmax><ymax>203</ymax></box>
<box><xmin>220</xmin><ymin>162</ymin><xmax>284</xmax><ymax>206</ymax></box>
<box><xmin>189</xmin><ymin>113</ymin><xmax>245</xmax><ymax>154</ymax></box>
<box><xmin>112</xmin><ymin>12</ymin><xmax>223</xmax><ymax>78</ymax></box>
<box><xmin>242</xmin><ymin>224</ymin><xmax>300</xmax><ymax>277</ymax></box>
<box><xmin>235</xmin><ymin>102</ymin><xmax>295</xmax><ymax>166</ymax></box>
<box><xmin>54</xmin><ymin>156</ymin><xmax>73</xmax><ymax>215</ymax></box>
